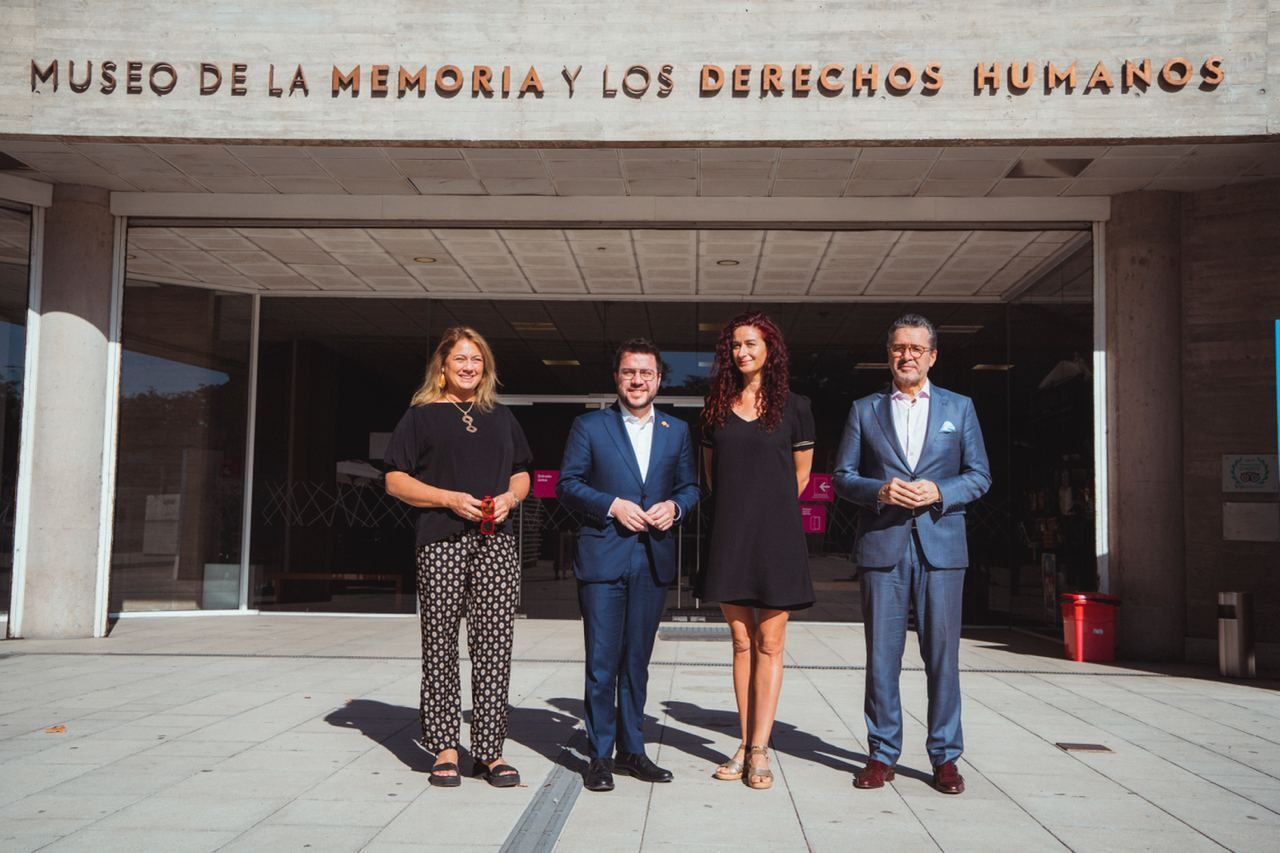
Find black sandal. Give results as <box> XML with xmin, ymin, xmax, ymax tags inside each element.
<box><xmin>428</xmin><ymin>761</ymin><xmax>462</xmax><ymax>788</ymax></box>
<box><xmin>475</xmin><ymin>761</ymin><xmax>521</xmax><ymax>788</ymax></box>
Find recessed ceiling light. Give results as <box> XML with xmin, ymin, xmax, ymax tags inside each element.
<box><xmin>413</xmin><ymin>256</ymin><xmax>437</xmax><ymax>264</ymax></box>
<box><xmin>854</xmin><ymin>362</ymin><xmax>889</xmax><ymax>370</ymax></box>
<box><xmin>937</xmin><ymin>324</ymin><xmax>983</xmax><ymax>334</ymax></box>
<box><xmin>512</xmin><ymin>321</ymin><xmax>556</xmax><ymax>332</ymax></box>
<box><xmin>542</xmin><ymin>359</ymin><xmax>580</xmax><ymax>367</ymax></box>
<box><xmin>698</xmin><ymin>322</ymin><xmax>723</xmax><ymax>332</ymax></box>
<box><xmin>972</xmin><ymin>363</ymin><xmax>1015</xmax><ymax>371</ymax></box>
<box><xmin>716</xmin><ymin>259</ymin><xmax>740</xmax><ymax>266</ymax></box>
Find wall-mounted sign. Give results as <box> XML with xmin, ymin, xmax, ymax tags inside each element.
<box><xmin>800</xmin><ymin>473</ymin><xmax>834</xmax><ymax>503</ymax></box>
<box><xmin>800</xmin><ymin>504</ymin><xmax>827</xmax><ymax>534</ymax></box>
<box><xmin>1222</xmin><ymin>455</ymin><xmax>1278</xmax><ymax>493</ymax></box>
<box><xmin>1223</xmin><ymin>502</ymin><xmax>1280</xmax><ymax>542</ymax></box>
<box><xmin>532</xmin><ymin>470</ymin><xmax>560</xmax><ymax>499</ymax></box>
<box><xmin>27</xmin><ymin>56</ymin><xmax>1226</xmax><ymax>102</ymax></box>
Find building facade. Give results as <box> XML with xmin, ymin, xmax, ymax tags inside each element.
<box><xmin>0</xmin><ymin>1</ymin><xmax>1277</xmax><ymax>662</ymax></box>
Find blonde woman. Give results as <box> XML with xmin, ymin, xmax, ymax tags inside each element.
<box><xmin>384</xmin><ymin>327</ymin><xmax>532</xmax><ymax>788</ymax></box>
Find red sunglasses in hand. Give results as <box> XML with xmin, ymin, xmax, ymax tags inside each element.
<box><xmin>479</xmin><ymin>496</ymin><xmax>496</xmax><ymax>535</ymax></box>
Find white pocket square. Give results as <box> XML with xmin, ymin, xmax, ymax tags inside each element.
<box><xmin>940</xmin><ymin>420</ymin><xmax>957</xmax><ymax>434</ymax></box>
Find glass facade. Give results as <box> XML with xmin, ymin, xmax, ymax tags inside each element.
<box><xmin>110</xmin><ymin>227</ymin><xmax>1096</xmax><ymax>625</ymax></box>
<box><xmin>108</xmin><ymin>281</ymin><xmax>253</xmax><ymax>612</ymax></box>
<box><xmin>0</xmin><ymin>205</ymin><xmax>31</xmax><ymax>619</ymax></box>
<box><xmin>243</xmin><ymin>258</ymin><xmax>1095</xmax><ymax>624</ymax></box>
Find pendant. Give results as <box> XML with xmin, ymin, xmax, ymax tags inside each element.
<box><xmin>462</xmin><ymin>413</ymin><xmax>477</xmax><ymax>433</ymax></box>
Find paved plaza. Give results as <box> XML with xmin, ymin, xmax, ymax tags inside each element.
<box><xmin>1</xmin><ymin>615</ymin><xmax>1278</xmax><ymax>852</ymax></box>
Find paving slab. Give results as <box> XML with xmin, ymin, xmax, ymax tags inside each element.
<box><xmin>2</xmin><ymin>615</ymin><xmax>1279</xmax><ymax>851</ymax></box>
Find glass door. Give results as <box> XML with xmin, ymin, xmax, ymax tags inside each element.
<box><xmin>0</xmin><ymin>205</ymin><xmax>31</xmax><ymax>622</ymax></box>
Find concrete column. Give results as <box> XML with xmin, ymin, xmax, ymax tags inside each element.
<box><xmin>1104</xmin><ymin>191</ymin><xmax>1185</xmax><ymax>660</ymax></box>
<box><xmin>17</xmin><ymin>185</ymin><xmax>116</xmax><ymax>638</ymax></box>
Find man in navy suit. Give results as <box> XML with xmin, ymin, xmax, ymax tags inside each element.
<box><xmin>557</xmin><ymin>339</ymin><xmax>700</xmax><ymax>792</ymax></box>
<box><xmin>834</xmin><ymin>314</ymin><xmax>991</xmax><ymax>795</ymax></box>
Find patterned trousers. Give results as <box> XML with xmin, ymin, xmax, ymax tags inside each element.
<box><xmin>416</xmin><ymin>530</ymin><xmax>520</xmax><ymax>762</ymax></box>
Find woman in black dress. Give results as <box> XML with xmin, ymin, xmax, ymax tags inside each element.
<box><xmin>701</xmin><ymin>312</ymin><xmax>815</xmax><ymax>790</ymax></box>
<box><xmin>384</xmin><ymin>326</ymin><xmax>532</xmax><ymax>789</ymax></box>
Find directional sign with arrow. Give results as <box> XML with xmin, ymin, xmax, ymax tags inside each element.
<box><xmin>800</xmin><ymin>473</ymin><xmax>833</xmax><ymax>503</ymax></box>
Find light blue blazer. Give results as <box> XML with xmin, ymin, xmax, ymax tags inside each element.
<box><xmin>833</xmin><ymin>384</ymin><xmax>991</xmax><ymax>569</ymax></box>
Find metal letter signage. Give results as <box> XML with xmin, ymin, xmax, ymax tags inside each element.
<box><xmin>26</xmin><ymin>57</ymin><xmax>1227</xmax><ymax>102</ymax></box>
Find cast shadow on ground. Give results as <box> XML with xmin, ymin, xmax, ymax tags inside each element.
<box><xmin>326</xmin><ymin>697</ymin><xmax>931</xmax><ymax>783</ymax></box>
<box><xmin>544</xmin><ymin>697</ymin><xmax>725</xmax><ymax>772</ymax></box>
<box><xmin>963</xmin><ymin>627</ymin><xmax>1280</xmax><ymax>687</ymax></box>
<box><xmin>325</xmin><ymin>698</ymin><xmax>587</xmax><ymax>774</ymax></box>
<box><xmin>654</xmin><ymin>699</ymin><xmax>915</xmax><ymax>781</ymax></box>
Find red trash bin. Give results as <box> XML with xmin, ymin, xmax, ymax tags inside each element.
<box><xmin>1059</xmin><ymin>593</ymin><xmax>1121</xmax><ymax>662</ymax></box>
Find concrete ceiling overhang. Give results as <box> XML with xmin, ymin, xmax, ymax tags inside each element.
<box><xmin>1</xmin><ymin>140</ymin><xmax>1275</xmax><ymax>198</ymax></box>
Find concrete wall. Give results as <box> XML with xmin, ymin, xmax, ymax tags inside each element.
<box><xmin>1</xmin><ymin>1</ymin><xmax>1274</xmax><ymax>143</ymax></box>
<box><xmin>1105</xmin><ymin>191</ymin><xmax>1186</xmax><ymax>660</ymax></box>
<box><xmin>1180</xmin><ymin>178</ymin><xmax>1280</xmax><ymax>651</ymax></box>
<box><xmin>1105</xmin><ymin>181</ymin><xmax>1280</xmax><ymax>661</ymax></box>
<box><xmin>18</xmin><ymin>185</ymin><xmax>114</xmax><ymax>638</ymax></box>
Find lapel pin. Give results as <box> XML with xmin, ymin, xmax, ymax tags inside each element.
<box><xmin>661</xmin><ymin>420</ymin><xmax>669</xmax><ymax>428</ymax></box>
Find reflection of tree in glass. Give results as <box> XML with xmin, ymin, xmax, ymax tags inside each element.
<box><xmin>116</xmin><ymin>379</ymin><xmax>247</xmax><ymax>564</ymax></box>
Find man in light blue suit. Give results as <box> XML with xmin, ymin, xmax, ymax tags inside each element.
<box><xmin>557</xmin><ymin>338</ymin><xmax>700</xmax><ymax>793</ymax></box>
<box><xmin>834</xmin><ymin>313</ymin><xmax>991</xmax><ymax>795</ymax></box>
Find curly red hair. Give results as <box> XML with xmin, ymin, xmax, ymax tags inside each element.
<box><xmin>702</xmin><ymin>311</ymin><xmax>791</xmax><ymax>433</ymax></box>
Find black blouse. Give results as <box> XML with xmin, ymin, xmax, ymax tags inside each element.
<box><xmin>383</xmin><ymin>402</ymin><xmax>533</xmax><ymax>547</ymax></box>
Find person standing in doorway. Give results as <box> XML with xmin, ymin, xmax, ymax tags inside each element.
<box><xmin>384</xmin><ymin>326</ymin><xmax>532</xmax><ymax>789</ymax></box>
<box><xmin>556</xmin><ymin>338</ymin><xmax>699</xmax><ymax>793</ymax></box>
<box><xmin>833</xmin><ymin>313</ymin><xmax>991</xmax><ymax>795</ymax></box>
<box><xmin>700</xmin><ymin>312</ymin><xmax>816</xmax><ymax>791</ymax></box>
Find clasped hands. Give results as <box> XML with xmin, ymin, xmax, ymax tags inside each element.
<box><xmin>448</xmin><ymin>491</ymin><xmax>518</xmax><ymax>524</ymax></box>
<box><xmin>609</xmin><ymin>497</ymin><xmax>678</xmax><ymax>532</ymax></box>
<box><xmin>878</xmin><ymin>477</ymin><xmax>941</xmax><ymax>509</ymax></box>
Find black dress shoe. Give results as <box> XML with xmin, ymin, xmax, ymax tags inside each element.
<box><xmin>614</xmin><ymin>752</ymin><xmax>673</xmax><ymax>783</ymax></box>
<box><xmin>584</xmin><ymin>757</ymin><xmax>615</xmax><ymax>792</ymax></box>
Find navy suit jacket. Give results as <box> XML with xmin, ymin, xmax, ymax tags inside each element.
<box><xmin>556</xmin><ymin>403</ymin><xmax>700</xmax><ymax>584</ymax></box>
<box><xmin>833</xmin><ymin>384</ymin><xmax>991</xmax><ymax>569</ymax></box>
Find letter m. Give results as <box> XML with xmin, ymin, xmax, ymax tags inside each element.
<box><xmin>31</xmin><ymin>60</ymin><xmax>58</xmax><ymax>92</ymax></box>
<box><xmin>331</xmin><ymin>66</ymin><xmax>360</xmax><ymax>96</ymax></box>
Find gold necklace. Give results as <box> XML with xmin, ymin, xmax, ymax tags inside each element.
<box><xmin>447</xmin><ymin>397</ymin><xmax>477</xmax><ymax>433</ymax></box>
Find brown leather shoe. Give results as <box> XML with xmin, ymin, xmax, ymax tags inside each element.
<box><xmin>853</xmin><ymin>759</ymin><xmax>896</xmax><ymax>789</ymax></box>
<box><xmin>931</xmin><ymin>760</ymin><xmax>965</xmax><ymax>794</ymax></box>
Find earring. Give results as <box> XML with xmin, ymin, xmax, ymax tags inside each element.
<box><xmin>438</xmin><ymin>373</ymin><xmax>446</xmax><ymax>390</ymax></box>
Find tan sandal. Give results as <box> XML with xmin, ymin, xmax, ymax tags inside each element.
<box><xmin>746</xmin><ymin>745</ymin><xmax>773</xmax><ymax>790</ymax></box>
<box><xmin>713</xmin><ymin>743</ymin><xmax>746</xmax><ymax>781</ymax></box>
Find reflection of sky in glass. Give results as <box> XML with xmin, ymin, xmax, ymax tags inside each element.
<box><xmin>662</xmin><ymin>351</ymin><xmax>714</xmax><ymax>386</ymax></box>
<box><xmin>121</xmin><ymin>351</ymin><xmax>230</xmax><ymax>397</ymax></box>
<box><xmin>0</xmin><ymin>320</ymin><xmax>26</xmax><ymax>386</ymax></box>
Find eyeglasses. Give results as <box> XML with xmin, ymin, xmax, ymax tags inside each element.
<box><xmin>618</xmin><ymin>368</ymin><xmax>658</xmax><ymax>381</ymax></box>
<box><xmin>479</xmin><ymin>496</ymin><xmax>496</xmax><ymax>535</ymax></box>
<box><xmin>888</xmin><ymin>344</ymin><xmax>934</xmax><ymax>359</ymax></box>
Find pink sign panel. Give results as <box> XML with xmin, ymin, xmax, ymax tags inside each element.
<box><xmin>800</xmin><ymin>504</ymin><xmax>827</xmax><ymax>534</ymax></box>
<box><xmin>533</xmin><ymin>470</ymin><xmax>560</xmax><ymax>499</ymax></box>
<box><xmin>800</xmin><ymin>473</ymin><xmax>834</xmax><ymax>503</ymax></box>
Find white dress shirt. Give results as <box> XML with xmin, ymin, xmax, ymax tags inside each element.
<box><xmin>889</xmin><ymin>380</ymin><xmax>931</xmax><ymax>471</ymax></box>
<box><xmin>621</xmin><ymin>405</ymin><xmax>656</xmax><ymax>482</ymax></box>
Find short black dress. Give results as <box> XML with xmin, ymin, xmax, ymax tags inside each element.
<box><xmin>701</xmin><ymin>393</ymin><xmax>816</xmax><ymax>610</ymax></box>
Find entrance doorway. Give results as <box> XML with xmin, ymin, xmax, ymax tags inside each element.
<box><xmin>108</xmin><ymin>225</ymin><xmax>1098</xmax><ymax>628</ymax></box>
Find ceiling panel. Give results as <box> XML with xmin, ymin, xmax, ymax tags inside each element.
<box><xmin>125</xmin><ymin>224</ymin><xmax>1095</xmax><ymax>303</ymax></box>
